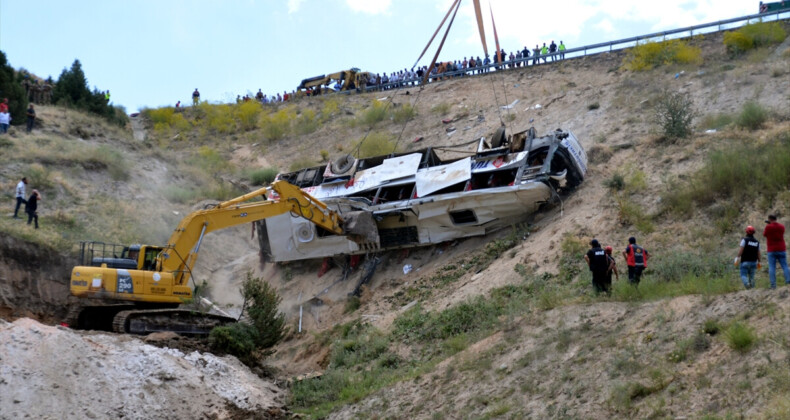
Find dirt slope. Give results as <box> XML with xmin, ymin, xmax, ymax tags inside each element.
<box><xmin>0</xmin><ymin>318</ymin><xmax>286</xmax><ymax>420</ymax></box>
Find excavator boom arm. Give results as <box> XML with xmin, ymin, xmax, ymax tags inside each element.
<box><xmin>160</xmin><ymin>180</ymin><xmax>344</xmax><ymax>285</ymax></box>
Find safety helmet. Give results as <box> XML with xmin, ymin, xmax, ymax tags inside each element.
<box><xmin>746</xmin><ymin>225</ymin><xmax>756</xmax><ymax>235</ymax></box>
<box><xmin>604</xmin><ymin>246</ymin><xmax>613</xmax><ymax>254</ymax></box>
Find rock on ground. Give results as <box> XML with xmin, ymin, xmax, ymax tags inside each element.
<box><xmin>0</xmin><ymin>318</ymin><xmax>286</xmax><ymax>420</ymax></box>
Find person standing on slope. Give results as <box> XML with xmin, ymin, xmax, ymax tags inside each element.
<box><xmin>736</xmin><ymin>225</ymin><xmax>761</xmax><ymax>289</ymax></box>
<box><xmin>584</xmin><ymin>239</ymin><xmax>609</xmax><ymax>294</ymax></box>
<box><xmin>623</xmin><ymin>236</ymin><xmax>649</xmax><ymax>285</ymax></box>
<box><xmin>192</xmin><ymin>88</ymin><xmax>200</xmax><ymax>106</ymax></box>
<box><xmin>604</xmin><ymin>246</ymin><xmax>619</xmax><ymax>295</ymax></box>
<box><xmin>763</xmin><ymin>214</ymin><xmax>790</xmax><ymax>289</ymax></box>
<box><xmin>13</xmin><ymin>177</ymin><xmax>27</xmax><ymax>219</ymax></box>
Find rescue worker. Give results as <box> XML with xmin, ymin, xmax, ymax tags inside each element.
<box><xmin>584</xmin><ymin>239</ymin><xmax>609</xmax><ymax>294</ymax></box>
<box><xmin>736</xmin><ymin>225</ymin><xmax>761</xmax><ymax>289</ymax></box>
<box><xmin>622</xmin><ymin>236</ymin><xmax>649</xmax><ymax>285</ymax></box>
<box><xmin>192</xmin><ymin>88</ymin><xmax>200</xmax><ymax>105</ymax></box>
<box><xmin>558</xmin><ymin>41</ymin><xmax>566</xmax><ymax>59</ymax></box>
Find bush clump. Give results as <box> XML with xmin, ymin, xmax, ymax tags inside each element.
<box><xmin>724</xmin><ymin>321</ymin><xmax>757</xmax><ymax>353</ymax></box>
<box><xmin>392</xmin><ymin>104</ymin><xmax>416</xmax><ymax>123</ymax></box>
<box><xmin>654</xmin><ymin>91</ymin><xmax>695</xmax><ymax>140</ymax></box>
<box><xmin>736</xmin><ymin>101</ymin><xmax>768</xmax><ymax>130</ymax></box>
<box><xmin>661</xmin><ymin>132</ymin><xmax>790</xmax><ymax>215</ymax></box>
<box><xmin>624</xmin><ymin>39</ymin><xmax>702</xmax><ymax>71</ymax></box>
<box><xmin>209</xmin><ymin>272</ymin><xmax>286</xmax><ymax>361</ymax></box>
<box><xmin>359</xmin><ymin>100</ymin><xmax>388</xmax><ymax>127</ymax></box>
<box><xmin>247</xmin><ymin>167</ymin><xmax>279</xmax><ymax>185</ymax></box>
<box><xmin>724</xmin><ymin>22</ymin><xmax>787</xmax><ymax>56</ymax></box>
<box><xmin>354</xmin><ymin>132</ymin><xmax>399</xmax><ymax>158</ymax></box>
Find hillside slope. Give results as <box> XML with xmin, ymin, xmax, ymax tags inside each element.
<box><xmin>0</xmin><ymin>24</ymin><xmax>789</xmax><ymax>419</ymax></box>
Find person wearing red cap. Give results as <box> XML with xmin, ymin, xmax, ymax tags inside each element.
<box><xmin>736</xmin><ymin>225</ymin><xmax>761</xmax><ymax>289</ymax></box>
<box><xmin>622</xmin><ymin>236</ymin><xmax>649</xmax><ymax>285</ymax></box>
<box><xmin>763</xmin><ymin>214</ymin><xmax>789</xmax><ymax>289</ymax></box>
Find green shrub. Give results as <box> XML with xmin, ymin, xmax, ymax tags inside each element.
<box><xmin>724</xmin><ymin>321</ymin><xmax>757</xmax><ymax>353</ymax></box>
<box><xmin>163</xmin><ymin>185</ymin><xmax>197</xmax><ymax>204</ymax></box>
<box><xmin>624</xmin><ymin>39</ymin><xmax>702</xmax><ymax>71</ymax></box>
<box><xmin>392</xmin><ymin>104</ymin><xmax>416</xmax><ymax>123</ymax></box>
<box><xmin>430</xmin><ymin>102</ymin><xmax>451</xmax><ymax>115</ymax></box>
<box><xmin>295</xmin><ymin>109</ymin><xmax>319</xmax><ymax>134</ymax></box>
<box><xmin>725</xmin><ymin>22</ymin><xmax>787</xmax><ymax>56</ymax></box>
<box><xmin>192</xmin><ymin>146</ymin><xmax>231</xmax><ymax>175</ymax></box>
<box><xmin>392</xmin><ymin>297</ymin><xmax>501</xmax><ymax>343</ymax></box>
<box><xmin>330</xmin><ymin>330</ymin><xmax>389</xmax><ymax>368</ymax></box>
<box><xmin>655</xmin><ymin>91</ymin><xmax>695</xmax><ymax>140</ymax></box>
<box><xmin>319</xmin><ymin>98</ymin><xmax>340</xmax><ymax>122</ymax></box>
<box><xmin>647</xmin><ymin>251</ymin><xmax>729</xmax><ymax>283</ymax></box>
<box><xmin>736</xmin><ymin>101</ymin><xmax>768</xmax><ymax>130</ymax></box>
<box><xmin>588</xmin><ymin>102</ymin><xmax>600</xmax><ymax>110</ymax></box>
<box><xmin>239</xmin><ymin>271</ymin><xmax>287</xmax><ymax>351</ymax></box>
<box><xmin>209</xmin><ymin>322</ymin><xmax>259</xmax><ymax>361</ymax></box>
<box><xmin>24</xmin><ymin>163</ymin><xmax>54</xmax><ymax>190</ymax></box>
<box><xmin>344</xmin><ymin>296</ymin><xmax>361</xmax><ymax>313</ymax></box>
<box><xmin>703</xmin><ymin>318</ymin><xmax>721</xmax><ymax>335</ymax></box>
<box><xmin>354</xmin><ymin>132</ymin><xmax>399</xmax><ymax>158</ymax></box>
<box><xmin>247</xmin><ymin>167</ymin><xmax>279</xmax><ymax>185</ymax></box>
<box><xmin>207</xmin><ymin>271</ymin><xmax>287</xmax><ymax>362</ymax></box>
<box><xmin>360</xmin><ymin>100</ymin><xmax>388</xmax><ymax>127</ymax></box>
<box><xmin>261</xmin><ymin>108</ymin><xmax>294</xmax><ymax>140</ymax></box>
<box><xmin>604</xmin><ymin>173</ymin><xmax>625</xmax><ymax>191</ymax></box>
<box><xmin>662</xmin><ymin>133</ymin><xmax>790</xmax><ymax>214</ymax></box>
<box><xmin>616</xmin><ymin>196</ymin><xmax>654</xmax><ymax>233</ymax></box>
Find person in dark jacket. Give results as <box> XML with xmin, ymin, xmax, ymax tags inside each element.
<box><xmin>737</xmin><ymin>225</ymin><xmax>761</xmax><ymax>289</ymax></box>
<box><xmin>25</xmin><ymin>189</ymin><xmax>41</xmax><ymax>229</ymax></box>
<box><xmin>584</xmin><ymin>239</ymin><xmax>609</xmax><ymax>294</ymax></box>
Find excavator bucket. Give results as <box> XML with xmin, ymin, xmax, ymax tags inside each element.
<box><xmin>342</xmin><ymin>211</ymin><xmax>379</xmax><ymax>245</ymax></box>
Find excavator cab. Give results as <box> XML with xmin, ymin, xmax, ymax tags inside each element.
<box><xmin>77</xmin><ymin>242</ymin><xmax>162</xmax><ymax>271</ymax></box>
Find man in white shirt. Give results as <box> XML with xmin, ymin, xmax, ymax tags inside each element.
<box><xmin>13</xmin><ymin>177</ymin><xmax>27</xmax><ymax>219</ymax></box>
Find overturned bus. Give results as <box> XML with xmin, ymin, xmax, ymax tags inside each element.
<box><xmin>257</xmin><ymin>127</ymin><xmax>587</xmax><ymax>262</ymax></box>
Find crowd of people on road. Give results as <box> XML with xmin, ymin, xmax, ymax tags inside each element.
<box><xmin>187</xmin><ymin>40</ymin><xmax>569</xmax><ymax>106</ymax></box>
<box><xmin>583</xmin><ymin>214</ymin><xmax>790</xmax><ymax>296</ymax></box>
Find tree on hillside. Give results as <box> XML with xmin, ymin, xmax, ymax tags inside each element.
<box><xmin>52</xmin><ymin>59</ymin><xmax>128</xmax><ymax>126</ymax></box>
<box><xmin>0</xmin><ymin>51</ymin><xmax>29</xmax><ymax>125</ymax></box>
<box><xmin>52</xmin><ymin>59</ymin><xmax>91</xmax><ymax>107</ymax></box>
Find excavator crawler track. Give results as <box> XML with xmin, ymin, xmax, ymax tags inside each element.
<box><xmin>112</xmin><ymin>309</ymin><xmax>236</xmax><ymax>335</ymax></box>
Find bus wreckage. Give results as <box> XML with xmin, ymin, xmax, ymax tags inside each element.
<box><xmin>257</xmin><ymin>126</ymin><xmax>587</xmax><ymax>262</ymax></box>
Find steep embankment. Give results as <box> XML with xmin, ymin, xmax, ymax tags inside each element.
<box><xmin>0</xmin><ymin>21</ymin><xmax>789</xmax><ymax>420</ymax></box>
<box><xmin>0</xmin><ymin>235</ymin><xmax>77</xmax><ymax>322</ymax></box>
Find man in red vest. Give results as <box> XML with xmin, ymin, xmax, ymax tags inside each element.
<box><xmin>622</xmin><ymin>236</ymin><xmax>649</xmax><ymax>285</ymax></box>
<box><xmin>763</xmin><ymin>214</ymin><xmax>789</xmax><ymax>289</ymax></box>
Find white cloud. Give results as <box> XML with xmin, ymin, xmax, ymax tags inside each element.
<box><xmin>287</xmin><ymin>0</ymin><xmax>304</xmax><ymax>14</ymax></box>
<box><xmin>345</xmin><ymin>0</ymin><xmax>391</xmax><ymax>15</ymax></box>
<box><xmin>429</xmin><ymin>0</ymin><xmax>753</xmax><ymax>55</ymax></box>
<box><xmin>594</xmin><ymin>18</ymin><xmax>614</xmax><ymax>34</ymax></box>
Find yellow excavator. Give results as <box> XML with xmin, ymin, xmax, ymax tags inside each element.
<box><xmin>296</xmin><ymin>68</ymin><xmax>360</xmax><ymax>95</ymax></box>
<box><xmin>69</xmin><ymin>180</ymin><xmax>373</xmax><ymax>334</ymax></box>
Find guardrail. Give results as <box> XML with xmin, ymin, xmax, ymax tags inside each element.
<box><xmin>328</xmin><ymin>7</ymin><xmax>790</xmax><ymax>94</ymax></box>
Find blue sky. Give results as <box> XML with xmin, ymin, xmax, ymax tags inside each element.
<box><xmin>0</xmin><ymin>0</ymin><xmax>754</xmax><ymax>113</ymax></box>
